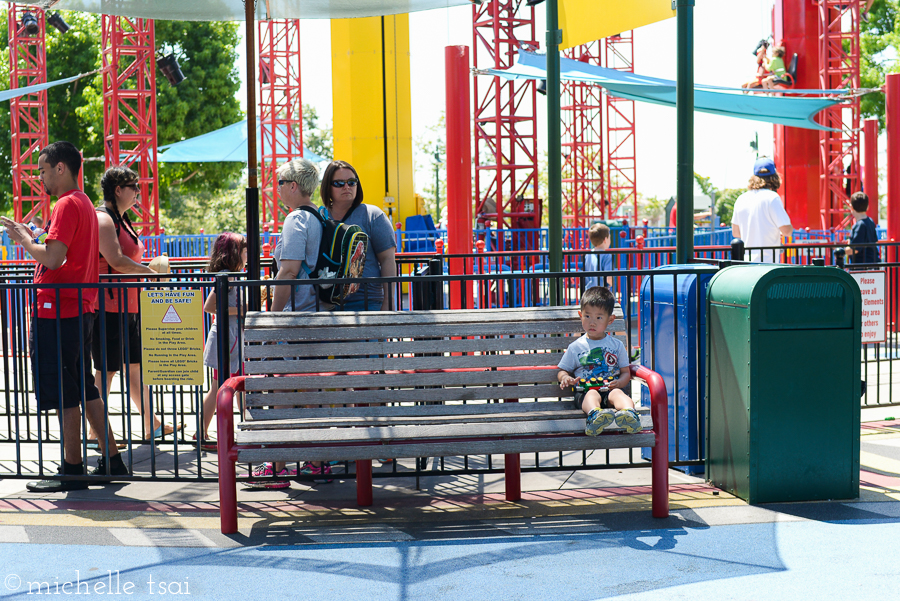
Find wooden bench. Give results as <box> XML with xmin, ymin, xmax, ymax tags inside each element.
<box><xmin>215</xmin><ymin>306</ymin><xmax>669</xmax><ymax>534</ymax></box>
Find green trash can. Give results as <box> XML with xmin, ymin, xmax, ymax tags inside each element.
<box><xmin>706</xmin><ymin>264</ymin><xmax>861</xmax><ymax>503</ymax></box>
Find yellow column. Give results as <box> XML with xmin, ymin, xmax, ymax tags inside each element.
<box><xmin>331</xmin><ymin>15</ymin><xmax>415</xmax><ymax>228</ymax></box>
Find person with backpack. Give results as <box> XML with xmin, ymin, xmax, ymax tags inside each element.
<box><xmin>91</xmin><ymin>166</ymin><xmax>178</xmax><ymax>445</ymax></box>
<box><xmin>245</xmin><ymin>157</ymin><xmax>333</xmax><ymax>487</ymax></box>
<box><xmin>320</xmin><ymin>160</ymin><xmax>397</xmax><ymax>311</ymax></box>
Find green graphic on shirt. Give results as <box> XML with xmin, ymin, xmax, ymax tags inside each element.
<box><xmin>578</xmin><ymin>346</ymin><xmax>618</xmax><ymax>379</ymax></box>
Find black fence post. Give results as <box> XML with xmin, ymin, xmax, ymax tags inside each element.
<box><xmin>731</xmin><ymin>238</ymin><xmax>745</xmax><ymax>262</ymax></box>
<box><xmin>215</xmin><ymin>274</ymin><xmax>230</xmax><ymax>390</ymax></box>
<box><xmin>834</xmin><ymin>248</ymin><xmax>846</xmax><ymax>269</ymax></box>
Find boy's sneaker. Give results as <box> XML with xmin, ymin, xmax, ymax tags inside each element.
<box><xmin>243</xmin><ymin>463</ymin><xmax>293</xmax><ymax>489</ymax></box>
<box><xmin>299</xmin><ymin>462</ymin><xmax>334</xmax><ymax>483</ymax></box>
<box><xmin>585</xmin><ymin>408</ymin><xmax>616</xmax><ymax>436</ymax></box>
<box><xmin>615</xmin><ymin>408</ymin><xmax>643</xmax><ymax>433</ymax></box>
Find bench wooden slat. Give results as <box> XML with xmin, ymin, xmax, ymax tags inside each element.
<box><xmin>242</xmin><ymin>319</ymin><xmax>605</xmax><ymax>342</ymax></box>
<box><xmin>239</xmin><ymin>409</ymin><xmax>590</xmax><ymax>429</ymax></box>
<box><xmin>243</xmin><ymin>335</ymin><xmax>578</xmax><ymax>359</ymax></box>
<box><xmin>242</xmin><ymin>368</ymin><xmax>561</xmax><ymax>391</ymax></box>
<box><xmin>244</xmin><ymin>383</ymin><xmax>566</xmax><ymax>406</ymax></box>
<box><xmin>235</xmin><ymin>431</ymin><xmax>656</xmax><ymax>463</ymax></box>
<box><xmin>247</xmin><ymin>399</ymin><xmax>579</xmax><ymax>419</ymax></box>
<box><xmin>243</xmin><ymin>351</ymin><xmax>565</xmax><ymax>375</ymax></box>
<box><xmin>243</xmin><ymin>306</ymin><xmax>592</xmax><ymax>328</ymax></box>
<box><xmin>235</xmin><ymin>416</ymin><xmax>652</xmax><ymax>444</ymax></box>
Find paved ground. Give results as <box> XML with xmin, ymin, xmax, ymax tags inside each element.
<box><xmin>0</xmin><ymin>410</ymin><xmax>898</xmax><ymax>600</ymax></box>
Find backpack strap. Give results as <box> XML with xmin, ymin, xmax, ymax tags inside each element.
<box><xmin>296</xmin><ymin>205</ymin><xmax>326</xmax><ymax>276</ymax></box>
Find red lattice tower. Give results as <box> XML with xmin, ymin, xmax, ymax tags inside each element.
<box><xmin>7</xmin><ymin>4</ymin><xmax>49</xmax><ymax>225</ymax></box>
<box><xmin>817</xmin><ymin>0</ymin><xmax>860</xmax><ymax>229</ymax></box>
<box><xmin>258</xmin><ymin>18</ymin><xmax>302</xmax><ymax>232</ymax></box>
<box><xmin>561</xmin><ymin>42</ymin><xmax>604</xmax><ymax>228</ymax></box>
<box><xmin>101</xmin><ymin>15</ymin><xmax>160</xmax><ymax>235</ymax></box>
<box><xmin>604</xmin><ymin>32</ymin><xmax>638</xmax><ymax>224</ymax></box>
<box><xmin>472</xmin><ymin>1</ymin><xmax>540</xmax><ymax>231</ymax></box>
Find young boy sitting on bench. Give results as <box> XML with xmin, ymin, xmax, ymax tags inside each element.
<box><xmin>557</xmin><ymin>286</ymin><xmax>642</xmax><ymax>436</ymax></box>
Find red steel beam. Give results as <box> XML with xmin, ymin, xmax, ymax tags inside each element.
<box><xmin>561</xmin><ymin>42</ymin><xmax>604</xmax><ymax>229</ymax></box>
<box><xmin>258</xmin><ymin>18</ymin><xmax>302</xmax><ymax>232</ymax></box>
<box><xmin>472</xmin><ymin>1</ymin><xmax>540</xmax><ymax>234</ymax></box>
<box><xmin>7</xmin><ymin>4</ymin><xmax>49</xmax><ymax>225</ymax></box>
<box><xmin>817</xmin><ymin>0</ymin><xmax>861</xmax><ymax>230</ymax></box>
<box><xmin>604</xmin><ymin>32</ymin><xmax>638</xmax><ymax>225</ymax></box>
<box><xmin>101</xmin><ymin>15</ymin><xmax>160</xmax><ymax>235</ymax></box>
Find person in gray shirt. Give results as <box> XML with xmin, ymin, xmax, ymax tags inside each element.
<box><xmin>319</xmin><ymin>160</ymin><xmax>397</xmax><ymax>311</ymax></box>
<box><xmin>271</xmin><ymin>158</ymin><xmax>323</xmax><ymax>313</ymax></box>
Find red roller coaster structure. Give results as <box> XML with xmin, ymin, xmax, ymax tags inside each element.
<box><xmin>472</xmin><ymin>0</ymin><xmax>541</xmax><ymax>234</ymax></box>
<box><xmin>561</xmin><ymin>42</ymin><xmax>604</xmax><ymax>228</ymax></box>
<box><xmin>7</xmin><ymin>4</ymin><xmax>49</xmax><ymax>225</ymax></box>
<box><xmin>101</xmin><ymin>15</ymin><xmax>160</xmax><ymax>235</ymax></box>
<box><xmin>258</xmin><ymin>18</ymin><xmax>302</xmax><ymax>232</ymax></box>
<box><xmin>817</xmin><ymin>0</ymin><xmax>861</xmax><ymax>230</ymax></box>
<box><xmin>561</xmin><ymin>33</ymin><xmax>638</xmax><ymax>228</ymax></box>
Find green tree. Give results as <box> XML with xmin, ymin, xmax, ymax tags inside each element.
<box><xmin>0</xmin><ymin>11</ymin><xmax>243</xmax><ymax>218</ymax></box>
<box><xmin>413</xmin><ymin>113</ymin><xmax>446</xmax><ymax>223</ymax></box>
<box><xmin>694</xmin><ymin>171</ymin><xmax>742</xmax><ymax>226</ymax></box>
<box><xmin>860</xmin><ymin>0</ymin><xmax>898</xmax><ymax>128</ymax></box>
<box><xmin>301</xmin><ymin>104</ymin><xmax>332</xmax><ymax>161</ymax></box>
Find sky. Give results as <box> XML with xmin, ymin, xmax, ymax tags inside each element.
<box><xmin>234</xmin><ymin>0</ymin><xmax>873</xmax><ymax>204</ymax></box>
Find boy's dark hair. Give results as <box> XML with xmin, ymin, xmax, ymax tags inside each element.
<box><xmin>588</xmin><ymin>223</ymin><xmax>610</xmax><ymax>247</ymax></box>
<box><xmin>39</xmin><ymin>141</ymin><xmax>82</xmax><ymax>177</ymax></box>
<box><xmin>581</xmin><ymin>285</ymin><xmax>615</xmax><ymax>315</ymax></box>
<box><xmin>850</xmin><ymin>191</ymin><xmax>869</xmax><ymax>214</ymax></box>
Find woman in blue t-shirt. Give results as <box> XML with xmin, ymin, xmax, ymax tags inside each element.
<box><xmin>319</xmin><ymin>160</ymin><xmax>397</xmax><ymax>311</ymax></box>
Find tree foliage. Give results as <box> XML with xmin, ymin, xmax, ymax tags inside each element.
<box><xmin>0</xmin><ymin>11</ymin><xmax>243</xmax><ymax>219</ymax></box>
<box><xmin>861</xmin><ymin>0</ymin><xmax>899</xmax><ymax>128</ymax></box>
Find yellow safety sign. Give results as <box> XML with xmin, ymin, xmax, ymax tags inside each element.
<box><xmin>140</xmin><ymin>289</ymin><xmax>204</xmax><ymax>386</ymax></box>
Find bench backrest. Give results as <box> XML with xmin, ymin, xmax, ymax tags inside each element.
<box><xmin>241</xmin><ymin>306</ymin><xmax>626</xmax><ymax>412</ymax></box>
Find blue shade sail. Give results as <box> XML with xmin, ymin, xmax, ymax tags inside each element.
<box><xmin>489</xmin><ymin>52</ymin><xmax>845</xmax><ymax>132</ymax></box>
<box><xmin>156</xmin><ymin>120</ymin><xmax>326</xmax><ymax>164</ymax></box>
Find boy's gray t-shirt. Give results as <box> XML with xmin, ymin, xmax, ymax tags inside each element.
<box><xmin>339</xmin><ymin>203</ymin><xmax>396</xmax><ymax>304</ymax></box>
<box><xmin>273</xmin><ymin>208</ymin><xmax>322</xmax><ymax>312</ymax></box>
<box><xmin>557</xmin><ymin>334</ymin><xmax>629</xmax><ymax>380</ymax></box>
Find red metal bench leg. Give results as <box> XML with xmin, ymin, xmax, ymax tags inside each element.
<box><xmin>505</xmin><ymin>453</ymin><xmax>521</xmax><ymax>501</ymax></box>
<box><xmin>357</xmin><ymin>459</ymin><xmax>373</xmax><ymax>506</ymax></box>
<box><xmin>216</xmin><ymin>377</ymin><xmax>244</xmax><ymax>534</ymax></box>
<box><xmin>631</xmin><ymin>365</ymin><xmax>669</xmax><ymax>518</ymax></box>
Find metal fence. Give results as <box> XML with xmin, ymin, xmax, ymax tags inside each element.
<box><xmin>1</xmin><ymin>239</ymin><xmax>897</xmax><ymax>486</ymax></box>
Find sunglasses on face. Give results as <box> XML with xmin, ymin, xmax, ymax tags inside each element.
<box><xmin>331</xmin><ymin>178</ymin><xmax>359</xmax><ymax>188</ymax></box>
<box><xmin>124</xmin><ymin>183</ymin><xmax>140</xmax><ymax>191</ymax></box>
<box><xmin>278</xmin><ymin>179</ymin><xmax>293</xmax><ymax>186</ymax></box>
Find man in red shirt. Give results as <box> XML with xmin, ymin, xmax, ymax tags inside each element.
<box><xmin>0</xmin><ymin>141</ymin><xmax>128</xmax><ymax>492</ymax></box>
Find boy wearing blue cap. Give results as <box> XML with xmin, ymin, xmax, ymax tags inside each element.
<box><xmin>731</xmin><ymin>157</ymin><xmax>793</xmax><ymax>263</ymax></box>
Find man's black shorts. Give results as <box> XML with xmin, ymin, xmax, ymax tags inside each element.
<box><xmin>91</xmin><ymin>311</ymin><xmax>142</xmax><ymax>372</ymax></box>
<box><xmin>30</xmin><ymin>315</ymin><xmax>101</xmax><ymax>412</ymax></box>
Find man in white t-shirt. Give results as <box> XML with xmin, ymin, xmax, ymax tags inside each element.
<box><xmin>731</xmin><ymin>157</ymin><xmax>793</xmax><ymax>263</ymax></box>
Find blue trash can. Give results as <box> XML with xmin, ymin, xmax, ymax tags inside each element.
<box><xmin>640</xmin><ymin>264</ymin><xmax>715</xmax><ymax>474</ymax></box>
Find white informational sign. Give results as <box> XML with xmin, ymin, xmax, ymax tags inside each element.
<box><xmin>850</xmin><ymin>270</ymin><xmax>886</xmax><ymax>344</ymax></box>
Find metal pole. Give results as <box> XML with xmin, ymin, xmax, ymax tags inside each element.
<box><xmin>675</xmin><ymin>0</ymin><xmax>695</xmax><ymax>264</ymax></box>
<box><xmin>445</xmin><ymin>45</ymin><xmax>473</xmax><ymax>309</ymax></box>
<box><xmin>546</xmin><ymin>0</ymin><xmax>562</xmax><ymax>304</ymax></box>
<box><xmin>863</xmin><ymin>117</ymin><xmax>879</xmax><ymax>224</ymax></box>
<box><xmin>245</xmin><ymin>0</ymin><xmax>261</xmax><ymax>311</ymax></box>
<box><xmin>887</xmin><ymin>73</ymin><xmax>900</xmax><ymax>241</ymax></box>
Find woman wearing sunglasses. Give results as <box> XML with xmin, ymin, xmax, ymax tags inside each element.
<box><xmin>91</xmin><ymin>166</ymin><xmax>178</xmax><ymax>445</ymax></box>
<box><xmin>319</xmin><ymin>160</ymin><xmax>397</xmax><ymax>311</ymax></box>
